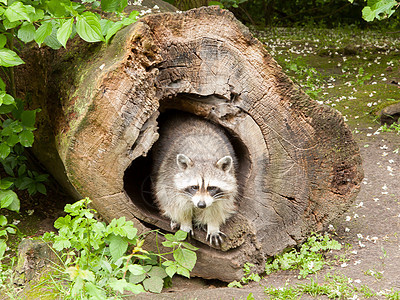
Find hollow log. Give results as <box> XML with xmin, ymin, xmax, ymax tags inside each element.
<box><xmin>16</xmin><ymin>6</ymin><xmax>363</xmax><ymax>281</ymax></box>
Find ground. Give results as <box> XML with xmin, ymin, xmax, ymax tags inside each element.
<box><xmin>2</xmin><ymin>26</ymin><xmax>400</xmax><ymax>299</ymax></box>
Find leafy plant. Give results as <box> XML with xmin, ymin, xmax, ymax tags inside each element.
<box><xmin>264</xmin><ymin>273</ymin><xmax>360</xmax><ymax>300</ymax></box>
<box><xmin>0</xmin><ymin>0</ymin><xmax>139</xmax><ymax>285</ymax></box>
<box><xmin>364</xmin><ymin>268</ymin><xmax>383</xmax><ymax>280</ymax></box>
<box><xmin>278</xmin><ymin>55</ymin><xmax>323</xmax><ymax>100</ymax></box>
<box><xmin>43</xmin><ymin>198</ymin><xmax>198</xmax><ymax>298</ymax></box>
<box><xmin>228</xmin><ymin>262</ymin><xmax>261</xmax><ymax>288</ymax></box>
<box><xmin>380</xmin><ymin>122</ymin><xmax>400</xmax><ymax>134</ymax></box>
<box><xmin>387</xmin><ymin>289</ymin><xmax>400</xmax><ymax>300</ymax></box>
<box><xmin>349</xmin><ymin>0</ymin><xmax>399</xmax><ymax>22</ymax></box>
<box><xmin>264</xmin><ymin>282</ymin><xmax>301</xmax><ymax>300</ymax></box>
<box><xmin>264</xmin><ymin>232</ymin><xmax>342</xmax><ymax>279</ymax></box>
<box><xmin>355</xmin><ymin>67</ymin><xmax>372</xmax><ymax>85</ymax></box>
<box><xmin>0</xmin><ymin>183</ymin><xmax>20</xmax><ymax>259</ymax></box>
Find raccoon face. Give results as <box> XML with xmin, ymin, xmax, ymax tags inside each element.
<box><xmin>174</xmin><ymin>154</ymin><xmax>236</xmax><ymax>209</ymax></box>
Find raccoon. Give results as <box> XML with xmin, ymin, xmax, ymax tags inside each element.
<box><xmin>151</xmin><ymin>113</ymin><xmax>237</xmax><ymax>246</ymax></box>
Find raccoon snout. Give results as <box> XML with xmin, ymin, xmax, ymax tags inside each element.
<box><xmin>197</xmin><ymin>201</ymin><xmax>206</xmax><ymax>209</ymax></box>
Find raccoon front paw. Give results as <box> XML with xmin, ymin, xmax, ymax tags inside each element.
<box><xmin>180</xmin><ymin>223</ymin><xmax>194</xmax><ymax>237</ymax></box>
<box><xmin>206</xmin><ymin>231</ymin><xmax>226</xmax><ymax>247</ymax></box>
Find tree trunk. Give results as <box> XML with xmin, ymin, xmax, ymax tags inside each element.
<box><xmin>16</xmin><ymin>6</ymin><xmax>363</xmax><ymax>281</ymax></box>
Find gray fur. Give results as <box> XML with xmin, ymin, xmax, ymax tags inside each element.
<box><xmin>151</xmin><ymin>113</ymin><xmax>237</xmax><ymax>246</ymax></box>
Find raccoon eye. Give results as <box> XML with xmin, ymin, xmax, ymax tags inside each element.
<box><xmin>207</xmin><ymin>186</ymin><xmax>221</xmax><ymax>196</ymax></box>
<box><xmin>190</xmin><ymin>185</ymin><xmax>199</xmax><ymax>192</ymax></box>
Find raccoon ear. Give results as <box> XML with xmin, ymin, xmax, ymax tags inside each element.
<box><xmin>216</xmin><ymin>156</ymin><xmax>233</xmax><ymax>172</ymax></box>
<box><xmin>176</xmin><ymin>154</ymin><xmax>193</xmax><ymax>170</ymax></box>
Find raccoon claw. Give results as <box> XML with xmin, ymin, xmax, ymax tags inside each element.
<box><xmin>170</xmin><ymin>221</ymin><xmax>179</xmax><ymax>231</ymax></box>
<box><xmin>206</xmin><ymin>231</ymin><xmax>226</xmax><ymax>247</ymax></box>
<box><xmin>180</xmin><ymin>224</ymin><xmax>194</xmax><ymax>237</ymax></box>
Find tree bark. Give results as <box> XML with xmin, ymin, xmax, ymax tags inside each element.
<box><xmin>16</xmin><ymin>6</ymin><xmax>363</xmax><ymax>281</ymax></box>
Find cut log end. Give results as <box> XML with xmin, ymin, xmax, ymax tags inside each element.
<box><xmin>20</xmin><ymin>6</ymin><xmax>363</xmax><ymax>281</ymax></box>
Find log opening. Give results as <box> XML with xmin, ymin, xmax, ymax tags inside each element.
<box><xmin>123</xmin><ymin>96</ymin><xmax>252</xmax><ymax>238</ymax></box>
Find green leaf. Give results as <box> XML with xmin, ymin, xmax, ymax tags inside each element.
<box><xmin>124</xmin><ymin>282</ymin><xmax>146</xmax><ymax>294</ymax></box>
<box><xmin>0</xmin><ymin>240</ymin><xmax>6</xmax><ymax>258</ymax></box>
<box><xmin>129</xmin><ymin>273</ymin><xmax>146</xmax><ymax>284</ymax></box>
<box><xmin>44</xmin><ymin>27</ymin><xmax>63</xmax><ymax>50</ymax></box>
<box><xmin>3</xmin><ymin>19</ymin><xmax>21</xmax><ymax>30</ymax></box>
<box><xmin>0</xmin><ymin>48</ymin><xmax>25</xmax><ymax>67</ymax></box>
<box><xmin>1</xmin><ymin>93</ymin><xmax>15</xmax><ymax>105</ymax></box>
<box><xmin>0</xmin><ymin>215</ymin><xmax>7</xmax><ymax>227</ymax></box>
<box><xmin>21</xmin><ymin>110</ymin><xmax>37</xmax><ymax>128</ymax></box>
<box><xmin>227</xmin><ymin>280</ymin><xmax>243</xmax><ymax>288</ymax></box>
<box><xmin>148</xmin><ymin>266</ymin><xmax>168</xmax><ymax>279</ymax></box>
<box><xmin>362</xmin><ymin>0</ymin><xmax>397</xmax><ymax>21</ymax></box>
<box><xmin>165</xmin><ymin>264</ymin><xmax>177</xmax><ymax>278</ymax></box>
<box><xmin>19</xmin><ymin>130</ymin><xmax>34</xmax><ymax>147</ymax></box>
<box><xmin>30</xmin><ymin>8</ymin><xmax>44</xmax><ymax>23</ymax></box>
<box><xmin>173</xmin><ymin>248</ymin><xmax>196</xmax><ymax>271</ymax></box>
<box><xmin>53</xmin><ymin>215</ymin><xmax>71</xmax><ymax>229</ymax></box>
<box><xmin>0</xmin><ymin>143</ymin><xmax>11</xmax><ymax>160</ymax></box>
<box><xmin>53</xmin><ymin>235</ymin><xmax>71</xmax><ymax>251</ymax></box>
<box><xmin>0</xmin><ymin>190</ymin><xmax>19</xmax><ymax>212</ymax></box>
<box><xmin>0</xmin><ymin>180</ymin><xmax>13</xmax><ymax>190</ymax></box>
<box><xmin>174</xmin><ymin>230</ymin><xmax>188</xmax><ymax>241</ymax></box>
<box><xmin>46</xmin><ymin>0</ymin><xmax>68</xmax><ymax>17</ymax></box>
<box><xmin>57</xmin><ymin>18</ymin><xmax>74</xmax><ymax>48</ymax></box>
<box><xmin>0</xmin><ymin>35</ymin><xmax>6</xmax><ymax>48</ymax></box>
<box><xmin>128</xmin><ymin>264</ymin><xmax>146</xmax><ymax>276</ymax></box>
<box><xmin>101</xmin><ymin>0</ymin><xmax>128</xmax><ymax>13</ymax></box>
<box><xmin>181</xmin><ymin>241</ymin><xmax>198</xmax><ymax>251</ymax></box>
<box><xmin>362</xmin><ymin>6</ymin><xmax>375</xmax><ymax>21</ymax></box>
<box><xmin>18</xmin><ymin>164</ymin><xmax>27</xmax><ymax>177</ymax></box>
<box><xmin>100</xmin><ymin>18</ymin><xmax>114</xmax><ymax>36</ymax></box>
<box><xmin>143</xmin><ymin>276</ymin><xmax>164</xmax><ymax>293</ymax></box>
<box><xmin>76</xmin><ymin>12</ymin><xmax>104</xmax><ymax>43</ymax></box>
<box><xmin>0</xmin><ymin>105</ymin><xmax>14</xmax><ymax>114</ymax></box>
<box><xmin>104</xmin><ymin>21</ymin><xmax>124</xmax><ymax>43</ymax></box>
<box><xmin>4</xmin><ymin>2</ymin><xmax>34</xmax><ymax>23</ymax></box>
<box><xmin>18</xmin><ymin>22</ymin><xmax>36</xmax><ymax>43</ymax></box>
<box><xmin>108</xmin><ymin>234</ymin><xmax>128</xmax><ymax>261</ymax></box>
<box><xmin>85</xmin><ymin>282</ymin><xmax>107</xmax><ymax>299</ymax></box>
<box><xmin>106</xmin><ymin>217</ymin><xmax>137</xmax><ymax>239</ymax></box>
<box><xmin>161</xmin><ymin>241</ymin><xmax>175</xmax><ymax>248</ymax></box>
<box><xmin>109</xmin><ymin>278</ymin><xmax>129</xmax><ymax>294</ymax></box>
<box><xmin>34</xmin><ymin>22</ymin><xmax>52</xmax><ymax>47</ymax></box>
<box><xmin>36</xmin><ymin>183</ymin><xmax>47</xmax><ymax>195</ymax></box>
<box><xmin>164</xmin><ymin>233</ymin><xmax>176</xmax><ymax>242</ymax></box>
<box><xmin>176</xmin><ymin>265</ymin><xmax>190</xmax><ymax>278</ymax></box>
<box><xmin>208</xmin><ymin>1</ymin><xmax>224</xmax><ymax>8</ymax></box>
<box><xmin>0</xmin><ymin>78</ymin><xmax>6</xmax><ymax>91</ymax></box>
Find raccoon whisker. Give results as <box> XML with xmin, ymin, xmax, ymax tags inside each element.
<box><xmin>213</xmin><ymin>192</ymin><xmax>229</xmax><ymax>199</ymax></box>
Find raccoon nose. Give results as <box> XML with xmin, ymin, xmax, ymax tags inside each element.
<box><xmin>197</xmin><ymin>201</ymin><xmax>206</xmax><ymax>209</ymax></box>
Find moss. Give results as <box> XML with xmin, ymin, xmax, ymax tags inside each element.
<box><xmin>19</xmin><ymin>272</ymin><xmax>62</xmax><ymax>300</ymax></box>
<box><xmin>256</xmin><ymin>26</ymin><xmax>400</xmax><ymax>130</ymax></box>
